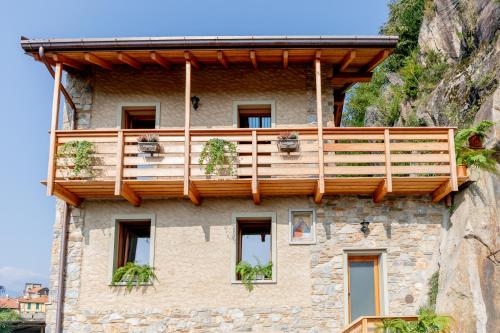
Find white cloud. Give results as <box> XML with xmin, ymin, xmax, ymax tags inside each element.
<box><xmin>0</xmin><ymin>266</ymin><xmax>48</xmax><ymax>296</ymax></box>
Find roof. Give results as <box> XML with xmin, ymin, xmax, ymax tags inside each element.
<box><xmin>0</xmin><ymin>297</ymin><xmax>19</xmax><ymax>309</ymax></box>
<box><xmin>18</xmin><ymin>296</ymin><xmax>48</xmax><ymax>304</ymax></box>
<box><xmin>20</xmin><ymin>35</ymin><xmax>398</xmax><ymax>52</ymax></box>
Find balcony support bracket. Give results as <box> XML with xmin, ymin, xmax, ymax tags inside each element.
<box><xmin>121</xmin><ymin>183</ymin><xmax>141</xmax><ymax>207</ymax></box>
<box><xmin>314</xmin><ymin>180</ymin><xmax>324</xmax><ymax>204</ymax></box>
<box><xmin>54</xmin><ymin>183</ymin><xmax>81</xmax><ymax>207</ymax></box>
<box><xmin>188</xmin><ymin>182</ymin><xmax>201</xmax><ymax>205</ymax></box>
<box><xmin>373</xmin><ymin>179</ymin><xmax>388</xmax><ymax>203</ymax></box>
<box><xmin>432</xmin><ymin>179</ymin><xmax>452</xmax><ymax>203</ymax></box>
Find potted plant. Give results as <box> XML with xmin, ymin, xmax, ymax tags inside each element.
<box><xmin>235</xmin><ymin>261</ymin><xmax>273</xmax><ymax>292</ymax></box>
<box><xmin>137</xmin><ymin>134</ymin><xmax>160</xmax><ymax>155</ymax></box>
<box><xmin>277</xmin><ymin>131</ymin><xmax>300</xmax><ymax>152</ymax></box>
<box><xmin>455</xmin><ymin>120</ymin><xmax>495</xmax><ymax>149</ymax></box>
<box><xmin>378</xmin><ymin>307</ymin><xmax>451</xmax><ymax>333</ymax></box>
<box><xmin>199</xmin><ymin>138</ymin><xmax>237</xmax><ymax>176</ymax></box>
<box><xmin>58</xmin><ymin>140</ymin><xmax>96</xmax><ymax>179</ymax></box>
<box><xmin>456</xmin><ymin>147</ymin><xmax>497</xmax><ymax>175</ymax></box>
<box><xmin>111</xmin><ymin>262</ymin><xmax>156</xmax><ymax>292</ymax></box>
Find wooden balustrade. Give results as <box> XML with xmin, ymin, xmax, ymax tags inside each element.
<box><xmin>48</xmin><ymin>127</ymin><xmax>466</xmax><ymax>207</ymax></box>
<box><xmin>342</xmin><ymin>316</ymin><xmax>419</xmax><ymax>333</ymax></box>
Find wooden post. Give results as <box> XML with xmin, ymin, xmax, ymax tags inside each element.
<box><xmin>384</xmin><ymin>129</ymin><xmax>393</xmax><ymax>193</ymax></box>
<box><xmin>362</xmin><ymin>318</ymin><xmax>368</xmax><ymax>333</ymax></box>
<box><xmin>114</xmin><ymin>130</ymin><xmax>124</xmax><ymax>195</ymax></box>
<box><xmin>47</xmin><ymin>62</ymin><xmax>63</xmax><ymax>196</ymax></box>
<box><xmin>251</xmin><ymin>130</ymin><xmax>260</xmax><ymax>204</ymax></box>
<box><xmin>448</xmin><ymin>129</ymin><xmax>458</xmax><ymax>191</ymax></box>
<box><xmin>184</xmin><ymin>61</ymin><xmax>192</xmax><ymax>196</ymax></box>
<box><xmin>314</xmin><ymin>57</ymin><xmax>325</xmax><ymax>203</ymax></box>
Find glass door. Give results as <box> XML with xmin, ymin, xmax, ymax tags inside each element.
<box><xmin>348</xmin><ymin>256</ymin><xmax>380</xmax><ymax>322</ymax></box>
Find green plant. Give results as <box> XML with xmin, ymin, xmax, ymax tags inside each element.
<box><xmin>428</xmin><ymin>271</ymin><xmax>439</xmax><ymax>310</ymax></box>
<box><xmin>111</xmin><ymin>262</ymin><xmax>156</xmax><ymax>291</ymax></box>
<box><xmin>454</xmin><ymin>120</ymin><xmax>495</xmax><ymax>147</ymax></box>
<box><xmin>456</xmin><ymin>147</ymin><xmax>497</xmax><ymax>173</ymax></box>
<box><xmin>199</xmin><ymin>138</ymin><xmax>237</xmax><ymax>176</ymax></box>
<box><xmin>235</xmin><ymin>261</ymin><xmax>273</xmax><ymax>291</ymax></box>
<box><xmin>277</xmin><ymin>132</ymin><xmax>299</xmax><ymax>140</ymax></box>
<box><xmin>137</xmin><ymin>134</ymin><xmax>159</xmax><ymax>142</ymax></box>
<box><xmin>58</xmin><ymin>140</ymin><xmax>95</xmax><ymax>179</ymax></box>
<box><xmin>378</xmin><ymin>307</ymin><xmax>451</xmax><ymax>333</ymax></box>
<box><xmin>0</xmin><ymin>309</ymin><xmax>20</xmax><ymax>333</ymax></box>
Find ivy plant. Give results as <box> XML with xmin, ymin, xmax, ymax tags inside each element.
<box><xmin>58</xmin><ymin>140</ymin><xmax>96</xmax><ymax>179</ymax></box>
<box><xmin>111</xmin><ymin>262</ymin><xmax>156</xmax><ymax>292</ymax></box>
<box><xmin>235</xmin><ymin>261</ymin><xmax>272</xmax><ymax>292</ymax></box>
<box><xmin>199</xmin><ymin>138</ymin><xmax>237</xmax><ymax>176</ymax></box>
<box><xmin>378</xmin><ymin>307</ymin><xmax>451</xmax><ymax>333</ymax></box>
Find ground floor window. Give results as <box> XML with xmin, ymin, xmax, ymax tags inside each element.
<box><xmin>347</xmin><ymin>255</ymin><xmax>381</xmax><ymax>322</ymax></box>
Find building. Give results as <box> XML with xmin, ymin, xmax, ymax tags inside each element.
<box><xmin>0</xmin><ymin>297</ymin><xmax>19</xmax><ymax>313</ymax></box>
<box><xmin>20</xmin><ymin>35</ymin><xmax>467</xmax><ymax>332</ymax></box>
<box><xmin>16</xmin><ymin>283</ymin><xmax>49</xmax><ymax>321</ymax></box>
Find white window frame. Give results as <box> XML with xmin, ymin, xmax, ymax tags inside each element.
<box><xmin>342</xmin><ymin>248</ymin><xmax>389</xmax><ymax>325</ymax></box>
<box><xmin>230</xmin><ymin>212</ymin><xmax>277</xmax><ymax>284</ymax></box>
<box><xmin>232</xmin><ymin>100</ymin><xmax>276</xmax><ymax>128</ymax></box>
<box><xmin>288</xmin><ymin>208</ymin><xmax>317</xmax><ymax>245</ymax></box>
<box><xmin>116</xmin><ymin>102</ymin><xmax>161</xmax><ymax>129</ymax></box>
<box><xmin>108</xmin><ymin>214</ymin><xmax>157</xmax><ymax>285</ymax></box>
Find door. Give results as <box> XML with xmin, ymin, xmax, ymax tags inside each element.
<box><xmin>348</xmin><ymin>256</ymin><xmax>380</xmax><ymax>322</ymax></box>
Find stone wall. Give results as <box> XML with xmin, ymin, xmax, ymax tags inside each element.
<box><xmin>45</xmin><ymin>195</ymin><xmax>447</xmax><ymax>333</ymax></box>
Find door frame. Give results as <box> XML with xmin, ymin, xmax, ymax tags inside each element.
<box><xmin>232</xmin><ymin>100</ymin><xmax>276</xmax><ymax>128</ymax></box>
<box><xmin>116</xmin><ymin>102</ymin><xmax>161</xmax><ymax>129</ymax></box>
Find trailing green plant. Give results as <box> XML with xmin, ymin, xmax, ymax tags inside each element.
<box><xmin>277</xmin><ymin>131</ymin><xmax>299</xmax><ymax>140</ymax></box>
<box><xmin>137</xmin><ymin>134</ymin><xmax>159</xmax><ymax>142</ymax></box>
<box><xmin>454</xmin><ymin>120</ymin><xmax>495</xmax><ymax>148</ymax></box>
<box><xmin>58</xmin><ymin>140</ymin><xmax>95</xmax><ymax>179</ymax></box>
<box><xmin>111</xmin><ymin>262</ymin><xmax>156</xmax><ymax>292</ymax></box>
<box><xmin>378</xmin><ymin>307</ymin><xmax>451</xmax><ymax>333</ymax></box>
<box><xmin>428</xmin><ymin>270</ymin><xmax>439</xmax><ymax>310</ymax></box>
<box><xmin>235</xmin><ymin>261</ymin><xmax>273</xmax><ymax>292</ymax></box>
<box><xmin>0</xmin><ymin>309</ymin><xmax>20</xmax><ymax>333</ymax></box>
<box><xmin>456</xmin><ymin>147</ymin><xmax>497</xmax><ymax>173</ymax></box>
<box><xmin>199</xmin><ymin>138</ymin><xmax>237</xmax><ymax>176</ymax></box>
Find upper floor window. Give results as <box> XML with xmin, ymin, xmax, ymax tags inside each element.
<box><xmin>238</xmin><ymin>104</ymin><xmax>272</xmax><ymax>128</ymax></box>
<box><xmin>119</xmin><ymin>103</ymin><xmax>160</xmax><ymax>129</ymax></box>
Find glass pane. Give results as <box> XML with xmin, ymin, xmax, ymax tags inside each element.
<box><xmin>261</xmin><ymin>117</ymin><xmax>271</xmax><ymax>128</ymax></box>
<box><xmin>248</xmin><ymin>117</ymin><xmax>260</xmax><ymax>128</ymax></box>
<box><xmin>127</xmin><ymin>234</ymin><xmax>150</xmax><ymax>265</ymax></box>
<box><xmin>349</xmin><ymin>260</ymin><xmax>375</xmax><ymax>321</ymax></box>
<box><xmin>241</xmin><ymin>233</ymin><xmax>270</xmax><ymax>266</ymax></box>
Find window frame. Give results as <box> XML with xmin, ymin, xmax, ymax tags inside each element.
<box><xmin>288</xmin><ymin>208</ymin><xmax>317</xmax><ymax>245</ymax></box>
<box><xmin>108</xmin><ymin>214</ymin><xmax>156</xmax><ymax>285</ymax></box>
<box><xmin>232</xmin><ymin>100</ymin><xmax>276</xmax><ymax>128</ymax></box>
<box><xmin>117</xmin><ymin>102</ymin><xmax>161</xmax><ymax>129</ymax></box>
<box><xmin>231</xmin><ymin>212</ymin><xmax>277</xmax><ymax>284</ymax></box>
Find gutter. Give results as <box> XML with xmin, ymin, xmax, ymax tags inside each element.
<box><xmin>21</xmin><ymin>35</ymin><xmax>399</xmax><ymax>53</ymax></box>
<box><xmin>55</xmin><ymin>202</ymin><xmax>70</xmax><ymax>333</ymax></box>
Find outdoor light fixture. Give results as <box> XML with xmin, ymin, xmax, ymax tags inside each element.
<box><xmin>360</xmin><ymin>220</ymin><xmax>370</xmax><ymax>235</ymax></box>
<box><xmin>191</xmin><ymin>96</ymin><xmax>200</xmax><ymax>110</ymax></box>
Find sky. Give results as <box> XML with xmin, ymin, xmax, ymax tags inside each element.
<box><xmin>0</xmin><ymin>0</ymin><xmax>390</xmax><ymax>296</ymax></box>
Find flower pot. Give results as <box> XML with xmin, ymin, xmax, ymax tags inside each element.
<box><xmin>457</xmin><ymin>164</ymin><xmax>468</xmax><ymax>177</ymax></box>
<box><xmin>138</xmin><ymin>141</ymin><xmax>160</xmax><ymax>154</ymax></box>
<box><xmin>468</xmin><ymin>134</ymin><xmax>484</xmax><ymax>149</ymax></box>
<box><xmin>277</xmin><ymin>139</ymin><xmax>299</xmax><ymax>152</ymax></box>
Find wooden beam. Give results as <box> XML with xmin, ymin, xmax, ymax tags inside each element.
<box><xmin>338</xmin><ymin>50</ymin><xmax>356</xmax><ymax>72</ymax></box>
<box><xmin>448</xmin><ymin>129</ymin><xmax>458</xmax><ymax>191</ymax></box>
<box><xmin>117</xmin><ymin>52</ymin><xmax>142</xmax><ymax>69</ymax></box>
<box><xmin>432</xmin><ymin>180</ymin><xmax>452</xmax><ymax>203</ymax></box>
<box><xmin>188</xmin><ymin>182</ymin><xmax>201</xmax><ymax>205</ymax></box>
<box><xmin>47</xmin><ymin>62</ymin><xmax>62</xmax><ymax>196</ymax></box>
<box><xmin>250</xmin><ymin>50</ymin><xmax>258</xmax><ymax>69</ymax></box>
<box><xmin>363</xmin><ymin>49</ymin><xmax>389</xmax><ymax>72</ymax></box>
<box><xmin>121</xmin><ymin>183</ymin><xmax>141</xmax><ymax>207</ymax></box>
<box><xmin>315</xmin><ymin>58</ymin><xmax>325</xmax><ymax>202</ymax></box>
<box><xmin>53</xmin><ymin>183</ymin><xmax>81</xmax><ymax>207</ymax></box>
<box><xmin>217</xmin><ymin>51</ymin><xmax>229</xmax><ymax>68</ymax></box>
<box><xmin>114</xmin><ymin>131</ymin><xmax>125</xmax><ymax>195</ymax></box>
<box><xmin>183</xmin><ymin>61</ymin><xmax>192</xmax><ymax>196</ymax></box>
<box><xmin>334</xmin><ymin>104</ymin><xmax>343</xmax><ymax>127</ymax></box>
<box><xmin>315</xmin><ymin>50</ymin><xmax>321</xmax><ymax>60</ymax></box>
<box><xmin>52</xmin><ymin>54</ymin><xmax>84</xmax><ymax>70</ymax></box>
<box><xmin>314</xmin><ymin>180</ymin><xmax>323</xmax><ymax>204</ymax></box>
<box><xmin>251</xmin><ymin>130</ymin><xmax>260</xmax><ymax>205</ymax></box>
<box><xmin>331</xmin><ymin>72</ymin><xmax>373</xmax><ymax>84</ymax></box>
<box><xmin>373</xmin><ymin>179</ymin><xmax>388</xmax><ymax>203</ymax></box>
<box><xmin>150</xmin><ymin>51</ymin><xmax>171</xmax><ymax>69</ymax></box>
<box><xmin>339</xmin><ymin>82</ymin><xmax>355</xmax><ymax>94</ymax></box>
<box><xmin>383</xmin><ymin>129</ymin><xmax>393</xmax><ymax>193</ymax></box>
<box><xmin>84</xmin><ymin>53</ymin><xmax>113</xmax><ymax>70</ymax></box>
<box><xmin>184</xmin><ymin>51</ymin><xmax>200</xmax><ymax>70</ymax></box>
<box><xmin>282</xmin><ymin>50</ymin><xmax>289</xmax><ymax>69</ymax></box>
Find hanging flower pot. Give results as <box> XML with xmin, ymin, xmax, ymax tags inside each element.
<box><xmin>137</xmin><ymin>134</ymin><xmax>160</xmax><ymax>155</ymax></box>
<box><xmin>277</xmin><ymin>132</ymin><xmax>300</xmax><ymax>152</ymax></box>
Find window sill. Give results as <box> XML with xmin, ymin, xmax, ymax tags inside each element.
<box><xmin>108</xmin><ymin>282</ymin><xmax>153</xmax><ymax>287</ymax></box>
<box><xmin>231</xmin><ymin>279</ymin><xmax>276</xmax><ymax>285</ymax></box>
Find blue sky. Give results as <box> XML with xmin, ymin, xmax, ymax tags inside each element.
<box><xmin>0</xmin><ymin>0</ymin><xmax>389</xmax><ymax>296</ymax></box>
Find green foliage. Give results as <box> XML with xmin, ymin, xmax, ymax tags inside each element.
<box><xmin>58</xmin><ymin>140</ymin><xmax>95</xmax><ymax>179</ymax></box>
<box><xmin>235</xmin><ymin>261</ymin><xmax>273</xmax><ymax>292</ymax></box>
<box><xmin>199</xmin><ymin>138</ymin><xmax>237</xmax><ymax>176</ymax></box>
<box><xmin>454</xmin><ymin>120</ymin><xmax>495</xmax><ymax>147</ymax></box>
<box><xmin>381</xmin><ymin>0</ymin><xmax>426</xmax><ymax>71</ymax></box>
<box><xmin>378</xmin><ymin>307</ymin><xmax>451</xmax><ymax>333</ymax></box>
<box><xmin>456</xmin><ymin>148</ymin><xmax>497</xmax><ymax>173</ymax></box>
<box><xmin>428</xmin><ymin>271</ymin><xmax>439</xmax><ymax>310</ymax></box>
<box><xmin>0</xmin><ymin>309</ymin><xmax>20</xmax><ymax>333</ymax></box>
<box><xmin>111</xmin><ymin>262</ymin><xmax>156</xmax><ymax>292</ymax></box>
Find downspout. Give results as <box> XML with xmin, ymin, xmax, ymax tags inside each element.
<box><xmin>40</xmin><ymin>45</ymin><xmax>76</xmax><ymax>332</ymax></box>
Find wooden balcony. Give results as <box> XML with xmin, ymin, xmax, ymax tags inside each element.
<box><xmin>45</xmin><ymin>127</ymin><xmax>468</xmax><ymax>207</ymax></box>
<box><xmin>342</xmin><ymin>316</ymin><xmax>419</xmax><ymax>333</ymax></box>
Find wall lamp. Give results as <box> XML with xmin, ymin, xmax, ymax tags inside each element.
<box><xmin>191</xmin><ymin>96</ymin><xmax>200</xmax><ymax>110</ymax></box>
<box><xmin>360</xmin><ymin>220</ymin><xmax>370</xmax><ymax>235</ymax></box>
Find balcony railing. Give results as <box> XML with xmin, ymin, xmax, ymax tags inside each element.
<box><xmin>342</xmin><ymin>316</ymin><xmax>419</xmax><ymax>333</ymax></box>
<box><xmin>47</xmin><ymin>127</ymin><xmax>467</xmax><ymax>206</ymax></box>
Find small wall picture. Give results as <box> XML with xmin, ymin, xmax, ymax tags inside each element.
<box><xmin>289</xmin><ymin>209</ymin><xmax>316</xmax><ymax>244</ymax></box>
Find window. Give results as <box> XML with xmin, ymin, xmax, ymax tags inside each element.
<box><xmin>118</xmin><ymin>103</ymin><xmax>160</xmax><ymax>129</ymax></box>
<box><xmin>35</xmin><ymin>303</ymin><xmax>40</xmax><ymax>311</ymax></box>
<box><xmin>109</xmin><ymin>214</ymin><xmax>156</xmax><ymax>283</ymax></box>
<box><xmin>231</xmin><ymin>212</ymin><xmax>277</xmax><ymax>283</ymax></box>
<box><xmin>27</xmin><ymin>303</ymin><xmax>31</xmax><ymax>310</ymax></box>
<box><xmin>347</xmin><ymin>256</ymin><xmax>380</xmax><ymax>322</ymax></box>
<box><xmin>238</xmin><ymin>105</ymin><xmax>272</xmax><ymax>128</ymax></box>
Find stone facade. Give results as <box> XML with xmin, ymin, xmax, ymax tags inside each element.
<box><xmin>45</xmin><ymin>196</ymin><xmax>446</xmax><ymax>333</ymax></box>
